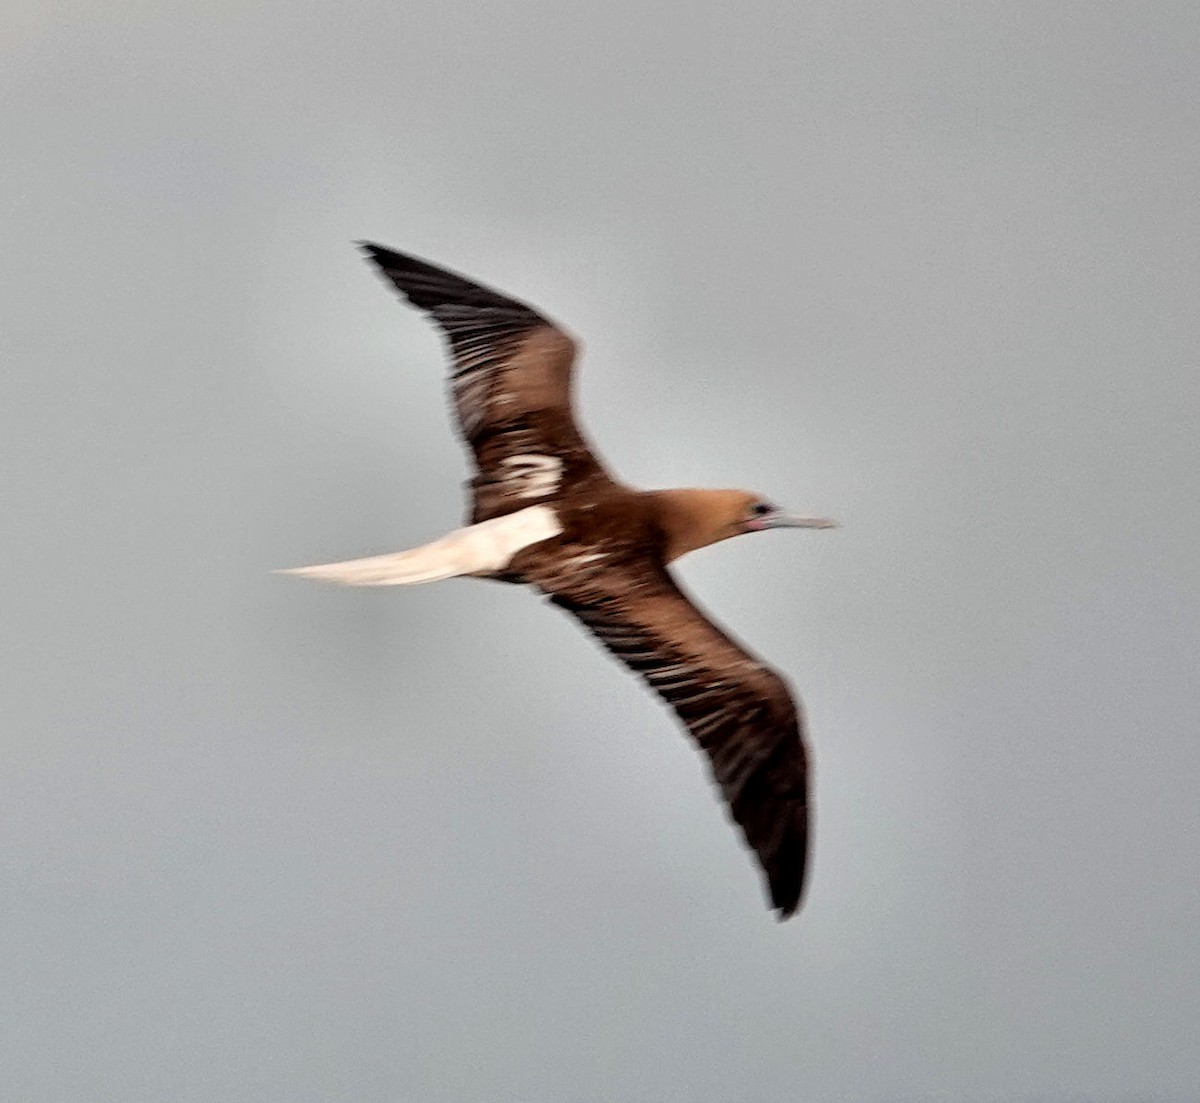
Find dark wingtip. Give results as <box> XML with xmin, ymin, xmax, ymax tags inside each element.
<box><xmin>356</xmin><ymin>240</ymin><xmax>397</xmax><ymax>265</ymax></box>
<box><xmin>766</xmin><ymin>818</ymin><xmax>808</xmax><ymax>921</ymax></box>
<box><xmin>352</xmin><ymin>241</ymin><xmax>549</xmax><ymax>321</ymax></box>
<box><xmin>774</xmin><ymin>888</ymin><xmax>798</xmax><ymax>918</ymax></box>
<box><xmin>774</xmin><ymin>900</ymin><xmax>800</xmax><ymax>922</ymax></box>
<box><xmin>772</xmin><ymin>885</ymin><xmax>803</xmax><ymax>921</ymax></box>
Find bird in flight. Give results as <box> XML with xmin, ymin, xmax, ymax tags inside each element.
<box><xmin>281</xmin><ymin>244</ymin><xmax>836</xmax><ymax>918</ymax></box>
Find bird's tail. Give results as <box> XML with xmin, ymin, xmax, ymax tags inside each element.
<box><xmin>274</xmin><ymin>545</ymin><xmax>471</xmax><ymax>586</ymax></box>
<box><xmin>275</xmin><ymin>505</ymin><xmax>562</xmax><ymax>587</ymax></box>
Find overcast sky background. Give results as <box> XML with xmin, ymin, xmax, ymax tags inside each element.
<box><xmin>4</xmin><ymin>3</ymin><xmax>1199</xmax><ymax>1100</ymax></box>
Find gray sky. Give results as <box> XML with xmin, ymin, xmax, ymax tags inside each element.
<box><xmin>4</xmin><ymin>2</ymin><xmax>1199</xmax><ymax>1100</ymax></box>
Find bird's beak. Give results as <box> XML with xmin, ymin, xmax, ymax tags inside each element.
<box><xmin>760</xmin><ymin>511</ymin><xmax>838</xmax><ymax>530</ymax></box>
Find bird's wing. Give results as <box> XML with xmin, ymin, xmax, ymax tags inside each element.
<box><xmin>360</xmin><ymin>243</ymin><xmax>615</xmax><ymax>522</ymax></box>
<box><xmin>530</xmin><ymin>556</ymin><xmax>811</xmax><ymax>918</ymax></box>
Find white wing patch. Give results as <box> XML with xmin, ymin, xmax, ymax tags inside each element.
<box><xmin>277</xmin><ymin>504</ymin><xmax>561</xmax><ymax>586</ymax></box>
<box><xmin>500</xmin><ymin>454</ymin><xmax>563</xmax><ymax>499</ymax></box>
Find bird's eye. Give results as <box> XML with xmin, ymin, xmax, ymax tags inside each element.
<box><xmin>752</xmin><ymin>502</ymin><xmax>774</xmax><ymax>517</ymax></box>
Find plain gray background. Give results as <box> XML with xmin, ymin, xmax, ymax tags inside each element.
<box><xmin>4</xmin><ymin>2</ymin><xmax>1198</xmax><ymax>1100</ymax></box>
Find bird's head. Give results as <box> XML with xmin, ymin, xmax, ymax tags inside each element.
<box><xmin>736</xmin><ymin>492</ymin><xmax>838</xmax><ymax>535</ymax></box>
<box><xmin>653</xmin><ymin>489</ymin><xmax>837</xmax><ymax>562</ymax></box>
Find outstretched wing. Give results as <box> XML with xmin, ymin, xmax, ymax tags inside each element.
<box><xmin>360</xmin><ymin>243</ymin><xmax>614</xmax><ymax>522</ymax></box>
<box><xmin>530</xmin><ymin>557</ymin><xmax>811</xmax><ymax>919</ymax></box>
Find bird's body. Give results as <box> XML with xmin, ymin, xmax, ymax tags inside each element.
<box><xmin>281</xmin><ymin>244</ymin><xmax>835</xmax><ymax>918</ymax></box>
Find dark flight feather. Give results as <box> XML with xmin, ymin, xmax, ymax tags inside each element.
<box><xmin>527</xmin><ymin>557</ymin><xmax>810</xmax><ymax>918</ymax></box>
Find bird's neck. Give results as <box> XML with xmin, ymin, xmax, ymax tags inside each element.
<box><xmin>649</xmin><ymin>489</ymin><xmax>742</xmax><ymax>563</ymax></box>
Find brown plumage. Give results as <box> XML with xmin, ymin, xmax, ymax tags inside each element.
<box><xmin>288</xmin><ymin>243</ymin><xmax>836</xmax><ymax>919</ymax></box>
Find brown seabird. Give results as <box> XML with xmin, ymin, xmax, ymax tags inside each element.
<box><xmin>282</xmin><ymin>244</ymin><xmax>836</xmax><ymax>918</ymax></box>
